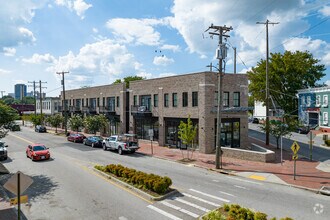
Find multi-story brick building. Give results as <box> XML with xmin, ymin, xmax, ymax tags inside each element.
<box><xmin>61</xmin><ymin>71</ymin><xmax>249</xmax><ymax>153</ymax></box>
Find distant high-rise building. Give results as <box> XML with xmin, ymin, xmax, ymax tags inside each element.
<box><xmin>7</xmin><ymin>93</ymin><xmax>15</xmax><ymax>98</ymax></box>
<box><xmin>14</xmin><ymin>84</ymin><xmax>27</xmax><ymax>100</ymax></box>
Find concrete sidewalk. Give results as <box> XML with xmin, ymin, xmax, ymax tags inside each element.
<box><xmin>137</xmin><ymin>138</ymin><xmax>330</xmax><ymax>192</ymax></box>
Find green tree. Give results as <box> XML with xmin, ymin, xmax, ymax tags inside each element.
<box><xmin>113</xmin><ymin>76</ymin><xmax>144</xmax><ymax>88</ymax></box>
<box><xmin>84</xmin><ymin>115</ymin><xmax>108</xmax><ymax>134</ymax></box>
<box><xmin>1</xmin><ymin>95</ymin><xmax>19</xmax><ymax>105</ymax></box>
<box><xmin>46</xmin><ymin>114</ymin><xmax>64</xmax><ymax>133</ymax></box>
<box><xmin>30</xmin><ymin>114</ymin><xmax>44</xmax><ymax>126</ymax></box>
<box><xmin>248</xmin><ymin>51</ymin><xmax>325</xmax><ymax>115</ymax></box>
<box><xmin>68</xmin><ymin>115</ymin><xmax>84</xmax><ymax>132</ymax></box>
<box><xmin>0</xmin><ymin>101</ymin><xmax>19</xmax><ymax>138</ymax></box>
<box><xmin>259</xmin><ymin>118</ymin><xmax>295</xmax><ymax>149</ymax></box>
<box><xmin>21</xmin><ymin>96</ymin><xmax>35</xmax><ymax>104</ymax></box>
<box><xmin>178</xmin><ymin>115</ymin><xmax>198</xmax><ymax>160</ymax></box>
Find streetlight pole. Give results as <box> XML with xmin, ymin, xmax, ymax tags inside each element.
<box><xmin>205</xmin><ymin>24</ymin><xmax>232</xmax><ymax>169</ymax></box>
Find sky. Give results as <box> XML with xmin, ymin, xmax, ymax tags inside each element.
<box><xmin>1</xmin><ymin>0</ymin><xmax>330</xmax><ymax>97</ymax></box>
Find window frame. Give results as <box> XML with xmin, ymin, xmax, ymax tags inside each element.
<box><xmin>223</xmin><ymin>92</ymin><xmax>229</xmax><ymax>107</ymax></box>
<box><xmin>182</xmin><ymin>92</ymin><xmax>188</xmax><ymax>107</ymax></box>
<box><xmin>192</xmin><ymin>91</ymin><xmax>198</xmax><ymax>107</ymax></box>
<box><xmin>164</xmin><ymin>93</ymin><xmax>169</xmax><ymax>107</ymax></box>
<box><xmin>172</xmin><ymin>93</ymin><xmax>178</xmax><ymax>107</ymax></box>
<box><xmin>153</xmin><ymin>94</ymin><xmax>158</xmax><ymax>107</ymax></box>
<box><xmin>233</xmin><ymin>92</ymin><xmax>240</xmax><ymax>107</ymax></box>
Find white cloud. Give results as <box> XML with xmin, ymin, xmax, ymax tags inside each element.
<box><xmin>48</xmin><ymin>39</ymin><xmax>143</xmax><ymax>86</ymax></box>
<box><xmin>160</xmin><ymin>44</ymin><xmax>180</xmax><ymax>52</ymax></box>
<box><xmin>322</xmin><ymin>53</ymin><xmax>330</xmax><ymax>66</ymax></box>
<box><xmin>54</xmin><ymin>0</ymin><xmax>92</xmax><ymax>19</ymax></box>
<box><xmin>153</xmin><ymin>55</ymin><xmax>174</xmax><ymax>66</ymax></box>
<box><xmin>106</xmin><ymin>18</ymin><xmax>170</xmax><ymax>46</ymax></box>
<box><xmin>326</xmin><ymin>80</ymin><xmax>330</xmax><ymax>86</ymax></box>
<box><xmin>0</xmin><ymin>68</ymin><xmax>10</xmax><ymax>75</ymax></box>
<box><xmin>158</xmin><ymin>72</ymin><xmax>177</xmax><ymax>78</ymax></box>
<box><xmin>92</xmin><ymin>28</ymin><xmax>98</xmax><ymax>33</ymax></box>
<box><xmin>3</xmin><ymin>47</ymin><xmax>16</xmax><ymax>56</ymax></box>
<box><xmin>22</xmin><ymin>53</ymin><xmax>56</xmax><ymax>64</ymax></box>
<box><xmin>319</xmin><ymin>6</ymin><xmax>330</xmax><ymax>16</ymax></box>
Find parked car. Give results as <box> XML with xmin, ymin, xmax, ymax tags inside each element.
<box><xmin>35</xmin><ymin>125</ymin><xmax>47</xmax><ymax>133</ymax></box>
<box><xmin>252</xmin><ymin>118</ymin><xmax>259</xmax><ymax>124</ymax></box>
<box><xmin>0</xmin><ymin>141</ymin><xmax>8</xmax><ymax>160</ymax></box>
<box><xmin>67</xmin><ymin>133</ymin><xmax>86</xmax><ymax>143</ymax></box>
<box><xmin>4</xmin><ymin>122</ymin><xmax>20</xmax><ymax>131</ymax></box>
<box><xmin>83</xmin><ymin>136</ymin><xmax>104</xmax><ymax>148</ymax></box>
<box><xmin>296</xmin><ymin>126</ymin><xmax>310</xmax><ymax>134</ymax></box>
<box><xmin>26</xmin><ymin>144</ymin><xmax>50</xmax><ymax>161</ymax></box>
<box><xmin>102</xmin><ymin>134</ymin><xmax>139</xmax><ymax>155</ymax></box>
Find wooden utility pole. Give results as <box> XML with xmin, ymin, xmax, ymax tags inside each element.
<box><xmin>256</xmin><ymin>20</ymin><xmax>279</xmax><ymax>145</ymax></box>
<box><xmin>28</xmin><ymin>81</ymin><xmax>37</xmax><ymax>117</ymax></box>
<box><xmin>37</xmin><ymin>81</ymin><xmax>47</xmax><ymax>124</ymax></box>
<box><xmin>57</xmin><ymin>71</ymin><xmax>69</xmax><ymax>134</ymax></box>
<box><xmin>206</xmin><ymin>24</ymin><xmax>233</xmax><ymax>169</ymax></box>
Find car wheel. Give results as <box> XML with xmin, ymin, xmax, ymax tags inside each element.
<box><xmin>91</xmin><ymin>143</ymin><xmax>95</xmax><ymax>148</ymax></box>
<box><xmin>83</xmin><ymin>140</ymin><xmax>86</xmax><ymax>145</ymax></box>
<box><xmin>26</xmin><ymin>152</ymin><xmax>29</xmax><ymax>158</ymax></box>
<box><xmin>103</xmin><ymin>144</ymin><xmax>107</xmax><ymax>151</ymax></box>
<box><xmin>131</xmin><ymin>150</ymin><xmax>136</xmax><ymax>153</ymax></box>
<box><xmin>74</xmin><ymin>139</ymin><xmax>76</xmax><ymax>143</ymax></box>
<box><xmin>118</xmin><ymin>147</ymin><xmax>123</xmax><ymax>155</ymax></box>
<box><xmin>4</xmin><ymin>156</ymin><xmax>7</xmax><ymax>160</ymax></box>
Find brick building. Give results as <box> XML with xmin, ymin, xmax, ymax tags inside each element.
<box><xmin>62</xmin><ymin>71</ymin><xmax>249</xmax><ymax>153</ymax></box>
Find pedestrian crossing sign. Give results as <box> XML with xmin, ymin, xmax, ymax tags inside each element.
<box><xmin>292</xmin><ymin>155</ymin><xmax>298</xmax><ymax>160</ymax></box>
<box><xmin>291</xmin><ymin>141</ymin><xmax>300</xmax><ymax>154</ymax></box>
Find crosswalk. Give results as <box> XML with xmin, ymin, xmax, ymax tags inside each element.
<box><xmin>147</xmin><ymin>188</ymin><xmax>234</xmax><ymax>220</ymax></box>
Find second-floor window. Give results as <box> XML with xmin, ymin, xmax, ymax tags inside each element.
<box><xmin>172</xmin><ymin>93</ymin><xmax>177</xmax><ymax>107</ymax></box>
<box><xmin>154</xmin><ymin>94</ymin><xmax>158</xmax><ymax>107</ymax></box>
<box><xmin>233</xmin><ymin>92</ymin><xmax>240</xmax><ymax>107</ymax></box>
<box><xmin>116</xmin><ymin>96</ymin><xmax>120</xmax><ymax>107</ymax></box>
<box><xmin>223</xmin><ymin>92</ymin><xmax>229</xmax><ymax>107</ymax></box>
<box><xmin>323</xmin><ymin>112</ymin><xmax>328</xmax><ymax>125</ymax></box>
<box><xmin>316</xmin><ymin>95</ymin><xmax>320</xmax><ymax>106</ymax></box>
<box><xmin>164</xmin><ymin>93</ymin><xmax>169</xmax><ymax>107</ymax></box>
<box><xmin>134</xmin><ymin>95</ymin><xmax>137</xmax><ymax>106</ymax></box>
<box><xmin>323</xmin><ymin>95</ymin><xmax>328</xmax><ymax>107</ymax></box>
<box><xmin>192</xmin><ymin>92</ymin><xmax>198</xmax><ymax>107</ymax></box>
<box><xmin>182</xmin><ymin>92</ymin><xmax>188</xmax><ymax>107</ymax></box>
<box><xmin>307</xmin><ymin>96</ymin><xmax>311</xmax><ymax>107</ymax></box>
<box><xmin>301</xmin><ymin>96</ymin><xmax>305</xmax><ymax>106</ymax></box>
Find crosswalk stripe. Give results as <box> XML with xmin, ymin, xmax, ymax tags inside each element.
<box><xmin>161</xmin><ymin>201</ymin><xmax>200</xmax><ymax>218</ymax></box>
<box><xmin>234</xmin><ymin>185</ymin><xmax>248</xmax><ymax>190</ymax></box>
<box><xmin>189</xmin><ymin>189</ymin><xmax>230</xmax><ymax>203</ymax></box>
<box><xmin>218</xmin><ymin>191</ymin><xmax>236</xmax><ymax>197</ymax></box>
<box><xmin>182</xmin><ymin>193</ymin><xmax>219</xmax><ymax>206</ymax></box>
<box><xmin>173</xmin><ymin>197</ymin><xmax>210</xmax><ymax>212</ymax></box>
<box><xmin>147</xmin><ymin>205</ymin><xmax>183</xmax><ymax>220</ymax></box>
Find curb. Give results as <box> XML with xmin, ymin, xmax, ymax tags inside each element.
<box><xmin>92</xmin><ymin>168</ymin><xmax>178</xmax><ymax>201</ymax></box>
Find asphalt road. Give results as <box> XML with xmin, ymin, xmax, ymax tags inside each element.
<box><xmin>1</xmin><ymin>126</ymin><xmax>329</xmax><ymax>220</ymax></box>
<box><xmin>248</xmin><ymin>124</ymin><xmax>330</xmax><ymax>162</ymax></box>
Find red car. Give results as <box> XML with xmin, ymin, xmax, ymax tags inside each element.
<box><xmin>67</xmin><ymin>133</ymin><xmax>86</xmax><ymax>143</ymax></box>
<box><xmin>26</xmin><ymin>144</ymin><xmax>50</xmax><ymax>161</ymax></box>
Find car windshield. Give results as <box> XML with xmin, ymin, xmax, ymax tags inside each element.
<box><xmin>33</xmin><ymin>146</ymin><xmax>46</xmax><ymax>151</ymax></box>
<box><xmin>0</xmin><ymin>142</ymin><xmax>4</xmax><ymax>147</ymax></box>
<box><xmin>94</xmin><ymin>136</ymin><xmax>103</xmax><ymax>141</ymax></box>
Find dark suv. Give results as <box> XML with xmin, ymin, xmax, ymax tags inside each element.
<box><xmin>35</xmin><ymin>125</ymin><xmax>47</xmax><ymax>133</ymax></box>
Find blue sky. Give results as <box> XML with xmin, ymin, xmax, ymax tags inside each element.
<box><xmin>1</xmin><ymin>0</ymin><xmax>330</xmax><ymax>97</ymax></box>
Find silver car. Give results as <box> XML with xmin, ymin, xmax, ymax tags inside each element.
<box><xmin>0</xmin><ymin>141</ymin><xmax>8</xmax><ymax>160</ymax></box>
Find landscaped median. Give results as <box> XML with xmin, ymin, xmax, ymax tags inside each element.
<box><xmin>94</xmin><ymin>164</ymin><xmax>177</xmax><ymax>200</ymax></box>
<box><xmin>201</xmin><ymin>203</ymin><xmax>293</xmax><ymax>220</ymax></box>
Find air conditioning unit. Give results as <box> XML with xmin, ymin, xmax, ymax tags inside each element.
<box><xmin>138</xmin><ymin>106</ymin><xmax>146</xmax><ymax>112</ymax></box>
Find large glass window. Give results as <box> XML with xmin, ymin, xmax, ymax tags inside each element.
<box><xmin>172</xmin><ymin>93</ymin><xmax>177</xmax><ymax>107</ymax></box>
<box><xmin>154</xmin><ymin>94</ymin><xmax>158</xmax><ymax>107</ymax></box>
<box><xmin>223</xmin><ymin>92</ymin><xmax>229</xmax><ymax>107</ymax></box>
<box><xmin>134</xmin><ymin>117</ymin><xmax>159</xmax><ymax>141</ymax></box>
<box><xmin>182</xmin><ymin>92</ymin><xmax>188</xmax><ymax>107</ymax></box>
<box><xmin>192</xmin><ymin>92</ymin><xmax>198</xmax><ymax>107</ymax></box>
<box><xmin>164</xmin><ymin>93</ymin><xmax>169</xmax><ymax>107</ymax></box>
<box><xmin>323</xmin><ymin>112</ymin><xmax>328</xmax><ymax>125</ymax></box>
<box><xmin>233</xmin><ymin>92</ymin><xmax>240</xmax><ymax>107</ymax></box>
<box><xmin>323</xmin><ymin>95</ymin><xmax>328</xmax><ymax>107</ymax></box>
<box><xmin>215</xmin><ymin>118</ymin><xmax>240</xmax><ymax>148</ymax></box>
<box><xmin>107</xmin><ymin>97</ymin><xmax>115</xmax><ymax>111</ymax></box>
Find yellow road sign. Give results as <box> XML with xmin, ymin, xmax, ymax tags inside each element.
<box><xmin>291</xmin><ymin>141</ymin><xmax>300</xmax><ymax>154</ymax></box>
<box><xmin>292</xmin><ymin>155</ymin><xmax>298</xmax><ymax>160</ymax></box>
<box><xmin>10</xmin><ymin>195</ymin><xmax>28</xmax><ymax>206</ymax></box>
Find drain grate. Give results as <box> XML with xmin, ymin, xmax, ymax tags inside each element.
<box><xmin>320</xmin><ymin>186</ymin><xmax>330</xmax><ymax>196</ymax></box>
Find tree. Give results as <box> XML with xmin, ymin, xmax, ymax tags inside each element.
<box><xmin>46</xmin><ymin>114</ymin><xmax>64</xmax><ymax>133</ymax></box>
<box><xmin>178</xmin><ymin>115</ymin><xmax>198</xmax><ymax>160</ymax></box>
<box><xmin>21</xmin><ymin>97</ymin><xmax>35</xmax><ymax>104</ymax></box>
<box><xmin>30</xmin><ymin>114</ymin><xmax>44</xmax><ymax>126</ymax></box>
<box><xmin>1</xmin><ymin>95</ymin><xmax>19</xmax><ymax>105</ymax></box>
<box><xmin>0</xmin><ymin>101</ymin><xmax>19</xmax><ymax>138</ymax></box>
<box><xmin>113</xmin><ymin>76</ymin><xmax>144</xmax><ymax>88</ymax></box>
<box><xmin>68</xmin><ymin>115</ymin><xmax>84</xmax><ymax>132</ymax></box>
<box><xmin>248</xmin><ymin>51</ymin><xmax>325</xmax><ymax>115</ymax></box>
<box><xmin>259</xmin><ymin>118</ymin><xmax>295</xmax><ymax>149</ymax></box>
<box><xmin>84</xmin><ymin>115</ymin><xmax>108</xmax><ymax>134</ymax></box>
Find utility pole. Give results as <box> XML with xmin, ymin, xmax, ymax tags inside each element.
<box><xmin>57</xmin><ymin>71</ymin><xmax>69</xmax><ymax>134</ymax></box>
<box><xmin>37</xmin><ymin>81</ymin><xmax>47</xmax><ymax>125</ymax></box>
<box><xmin>257</xmin><ymin>20</ymin><xmax>279</xmax><ymax>145</ymax></box>
<box><xmin>0</xmin><ymin>91</ymin><xmax>5</xmax><ymax>98</ymax></box>
<box><xmin>233</xmin><ymin>47</ymin><xmax>237</xmax><ymax>74</ymax></box>
<box><xmin>206</xmin><ymin>24</ymin><xmax>233</xmax><ymax>169</ymax></box>
<box><xmin>28</xmin><ymin>81</ymin><xmax>37</xmax><ymax>117</ymax></box>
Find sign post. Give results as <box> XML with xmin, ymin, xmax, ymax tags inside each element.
<box><xmin>291</xmin><ymin>141</ymin><xmax>300</xmax><ymax>180</ymax></box>
<box><xmin>148</xmin><ymin>129</ymin><xmax>154</xmax><ymax>155</ymax></box>
<box><xmin>307</xmin><ymin>131</ymin><xmax>315</xmax><ymax>161</ymax></box>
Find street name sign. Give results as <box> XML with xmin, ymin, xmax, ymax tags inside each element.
<box><xmin>290</xmin><ymin>141</ymin><xmax>300</xmax><ymax>154</ymax></box>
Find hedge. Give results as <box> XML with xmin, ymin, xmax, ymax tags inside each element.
<box><xmin>202</xmin><ymin>204</ymin><xmax>293</xmax><ymax>220</ymax></box>
<box><xmin>325</xmin><ymin>140</ymin><xmax>330</xmax><ymax>146</ymax></box>
<box><xmin>95</xmin><ymin>164</ymin><xmax>172</xmax><ymax>195</ymax></box>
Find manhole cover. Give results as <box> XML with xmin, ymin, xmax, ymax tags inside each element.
<box><xmin>320</xmin><ymin>186</ymin><xmax>330</xmax><ymax>196</ymax></box>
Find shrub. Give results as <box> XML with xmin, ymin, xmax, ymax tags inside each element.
<box><xmin>280</xmin><ymin>218</ymin><xmax>293</xmax><ymax>220</ymax></box>
<box><xmin>254</xmin><ymin>212</ymin><xmax>267</xmax><ymax>220</ymax></box>
<box><xmin>325</xmin><ymin>140</ymin><xmax>330</xmax><ymax>146</ymax></box>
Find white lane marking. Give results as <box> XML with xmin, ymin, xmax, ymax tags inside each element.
<box><xmin>212</xmin><ymin>180</ymin><xmax>220</xmax><ymax>182</ymax></box>
<box><xmin>182</xmin><ymin>193</ymin><xmax>219</xmax><ymax>206</ymax></box>
<box><xmin>161</xmin><ymin>201</ymin><xmax>199</xmax><ymax>218</ymax></box>
<box><xmin>189</xmin><ymin>189</ymin><xmax>230</xmax><ymax>203</ymax></box>
<box><xmin>226</xmin><ymin>176</ymin><xmax>263</xmax><ymax>185</ymax></box>
<box><xmin>234</xmin><ymin>185</ymin><xmax>248</xmax><ymax>190</ymax></box>
<box><xmin>218</xmin><ymin>191</ymin><xmax>236</xmax><ymax>197</ymax></box>
<box><xmin>173</xmin><ymin>197</ymin><xmax>210</xmax><ymax>212</ymax></box>
<box><xmin>119</xmin><ymin>217</ymin><xmax>128</xmax><ymax>220</ymax></box>
<box><xmin>147</xmin><ymin>205</ymin><xmax>183</xmax><ymax>220</ymax></box>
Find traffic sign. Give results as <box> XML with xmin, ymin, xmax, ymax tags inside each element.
<box><xmin>10</xmin><ymin>195</ymin><xmax>28</xmax><ymax>206</ymax></box>
<box><xmin>291</xmin><ymin>141</ymin><xmax>300</xmax><ymax>154</ymax></box>
<box><xmin>4</xmin><ymin>171</ymin><xmax>33</xmax><ymax>195</ymax></box>
<box><xmin>292</xmin><ymin>155</ymin><xmax>298</xmax><ymax>160</ymax></box>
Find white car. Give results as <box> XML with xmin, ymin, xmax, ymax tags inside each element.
<box><xmin>0</xmin><ymin>141</ymin><xmax>8</xmax><ymax>160</ymax></box>
<box><xmin>102</xmin><ymin>134</ymin><xmax>139</xmax><ymax>155</ymax></box>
